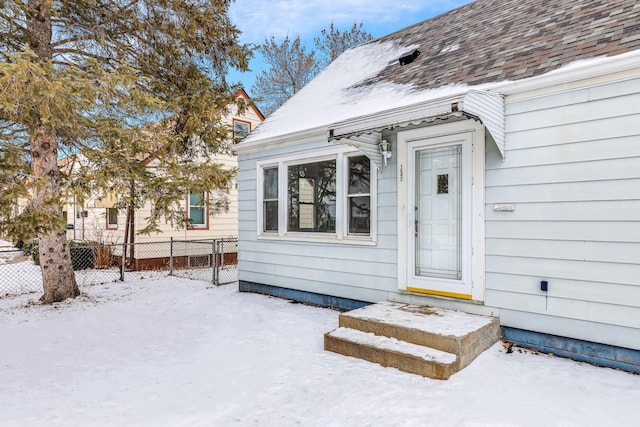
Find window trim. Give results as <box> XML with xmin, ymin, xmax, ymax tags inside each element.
<box><xmin>187</xmin><ymin>191</ymin><xmax>209</xmax><ymax>230</ymax></box>
<box><xmin>345</xmin><ymin>155</ymin><xmax>372</xmax><ymax>236</ymax></box>
<box><xmin>256</xmin><ymin>146</ymin><xmax>377</xmax><ymax>245</ymax></box>
<box><xmin>262</xmin><ymin>165</ymin><xmax>279</xmax><ymax>233</ymax></box>
<box><xmin>106</xmin><ymin>207</ymin><xmax>118</xmax><ymax>230</ymax></box>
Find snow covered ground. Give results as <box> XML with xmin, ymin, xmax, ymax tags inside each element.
<box><xmin>0</xmin><ymin>277</ymin><xmax>638</xmax><ymax>427</ymax></box>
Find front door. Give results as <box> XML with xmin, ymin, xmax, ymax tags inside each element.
<box><xmin>405</xmin><ymin>132</ymin><xmax>472</xmax><ymax>299</ymax></box>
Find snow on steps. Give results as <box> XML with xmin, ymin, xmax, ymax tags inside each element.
<box><xmin>326</xmin><ymin>327</ymin><xmax>459</xmax><ymax>380</ymax></box>
<box><xmin>324</xmin><ymin>301</ymin><xmax>501</xmax><ymax>380</ymax></box>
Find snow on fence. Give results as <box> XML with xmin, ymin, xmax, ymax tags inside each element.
<box><xmin>0</xmin><ymin>238</ymin><xmax>238</xmax><ymax>298</ymax></box>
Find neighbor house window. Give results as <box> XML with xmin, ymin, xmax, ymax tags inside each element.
<box><xmin>188</xmin><ymin>192</ymin><xmax>207</xmax><ymax>228</ymax></box>
<box><xmin>263</xmin><ymin>167</ymin><xmax>278</xmax><ymax>232</ymax></box>
<box><xmin>107</xmin><ymin>207</ymin><xmax>118</xmax><ymax>229</ymax></box>
<box><xmin>233</xmin><ymin>119</ymin><xmax>251</xmax><ymax>143</ymax></box>
<box><xmin>257</xmin><ymin>150</ymin><xmax>376</xmax><ymax>243</ymax></box>
<box><xmin>347</xmin><ymin>155</ymin><xmax>370</xmax><ymax>235</ymax></box>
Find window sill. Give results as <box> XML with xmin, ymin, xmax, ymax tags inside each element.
<box><xmin>257</xmin><ymin>232</ymin><xmax>377</xmax><ymax>246</ymax></box>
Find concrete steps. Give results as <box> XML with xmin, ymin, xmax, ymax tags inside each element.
<box><xmin>324</xmin><ymin>301</ymin><xmax>501</xmax><ymax>380</ymax></box>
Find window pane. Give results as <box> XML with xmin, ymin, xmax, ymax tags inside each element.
<box><xmin>349</xmin><ymin>196</ymin><xmax>370</xmax><ymax>234</ymax></box>
<box><xmin>107</xmin><ymin>208</ymin><xmax>118</xmax><ymax>226</ymax></box>
<box><xmin>190</xmin><ymin>207</ymin><xmax>205</xmax><ymax>225</ymax></box>
<box><xmin>288</xmin><ymin>160</ymin><xmax>336</xmax><ymax>232</ymax></box>
<box><xmin>234</xmin><ymin>121</ymin><xmax>250</xmax><ymax>141</ymax></box>
<box><xmin>264</xmin><ymin>201</ymin><xmax>278</xmax><ymax>231</ymax></box>
<box><xmin>189</xmin><ymin>192</ymin><xmax>203</xmax><ymax>206</ymax></box>
<box><xmin>264</xmin><ymin>167</ymin><xmax>278</xmax><ymax>199</ymax></box>
<box><xmin>348</xmin><ymin>156</ymin><xmax>370</xmax><ymax>194</ymax></box>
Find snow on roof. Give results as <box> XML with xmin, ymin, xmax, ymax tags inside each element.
<box><xmin>243</xmin><ymin>40</ymin><xmax>475</xmax><ymax>144</ymax></box>
<box><xmin>240</xmin><ymin>0</ymin><xmax>640</xmax><ymax>147</ymax></box>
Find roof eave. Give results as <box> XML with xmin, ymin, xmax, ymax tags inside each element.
<box><xmin>233</xmin><ymin>125</ymin><xmax>328</xmax><ymax>154</ymax></box>
<box><xmin>489</xmin><ymin>49</ymin><xmax>640</xmax><ymax>97</ymax></box>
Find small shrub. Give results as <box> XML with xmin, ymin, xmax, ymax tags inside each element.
<box><xmin>95</xmin><ymin>244</ymin><xmax>113</xmax><ymax>269</ymax></box>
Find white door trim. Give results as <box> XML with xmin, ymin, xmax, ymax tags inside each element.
<box><xmin>397</xmin><ymin>120</ymin><xmax>486</xmax><ymax>302</ymax></box>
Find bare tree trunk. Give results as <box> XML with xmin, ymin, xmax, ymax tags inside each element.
<box><xmin>32</xmin><ymin>128</ymin><xmax>80</xmax><ymax>303</ymax></box>
<box><xmin>28</xmin><ymin>0</ymin><xmax>80</xmax><ymax>303</ymax></box>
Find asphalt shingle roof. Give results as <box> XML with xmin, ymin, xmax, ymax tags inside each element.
<box><xmin>241</xmin><ymin>0</ymin><xmax>640</xmax><ymax>144</ymax></box>
<box><xmin>363</xmin><ymin>0</ymin><xmax>640</xmax><ymax>90</ymax></box>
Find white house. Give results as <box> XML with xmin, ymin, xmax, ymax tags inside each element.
<box><xmin>234</xmin><ymin>0</ymin><xmax>640</xmax><ymax>372</ymax></box>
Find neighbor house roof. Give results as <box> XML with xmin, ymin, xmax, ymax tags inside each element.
<box><xmin>239</xmin><ymin>0</ymin><xmax>640</xmax><ymax>147</ymax></box>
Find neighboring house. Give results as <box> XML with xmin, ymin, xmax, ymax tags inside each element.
<box><xmin>62</xmin><ymin>89</ymin><xmax>264</xmax><ymax>247</ymax></box>
<box><xmin>234</xmin><ymin>0</ymin><xmax>640</xmax><ymax>372</ymax></box>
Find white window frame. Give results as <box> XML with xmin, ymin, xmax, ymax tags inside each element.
<box><xmin>261</xmin><ymin>165</ymin><xmax>279</xmax><ymax>233</ymax></box>
<box><xmin>256</xmin><ymin>146</ymin><xmax>377</xmax><ymax>245</ymax></box>
<box><xmin>188</xmin><ymin>191</ymin><xmax>208</xmax><ymax>229</ymax></box>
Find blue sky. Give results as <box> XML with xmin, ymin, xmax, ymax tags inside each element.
<box><xmin>227</xmin><ymin>0</ymin><xmax>473</xmax><ymax>94</ymax></box>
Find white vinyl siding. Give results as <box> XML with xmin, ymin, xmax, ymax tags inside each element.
<box><xmin>485</xmin><ymin>76</ymin><xmax>640</xmax><ymax>350</ymax></box>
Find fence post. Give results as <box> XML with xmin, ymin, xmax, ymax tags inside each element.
<box><xmin>169</xmin><ymin>237</ymin><xmax>174</xmax><ymax>276</ymax></box>
<box><xmin>120</xmin><ymin>242</ymin><xmax>125</xmax><ymax>281</ymax></box>
<box><xmin>220</xmin><ymin>239</ymin><xmax>226</xmax><ymax>270</ymax></box>
<box><xmin>212</xmin><ymin>239</ymin><xmax>218</xmax><ymax>285</ymax></box>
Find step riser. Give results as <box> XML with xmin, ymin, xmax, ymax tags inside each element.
<box><xmin>325</xmin><ymin>333</ymin><xmax>456</xmax><ymax>380</ymax></box>
<box><xmin>458</xmin><ymin>321</ymin><xmax>501</xmax><ymax>369</ymax></box>
<box><xmin>339</xmin><ymin>314</ymin><xmax>501</xmax><ymax>370</ymax></box>
<box><xmin>339</xmin><ymin>315</ymin><xmax>458</xmax><ymax>353</ymax></box>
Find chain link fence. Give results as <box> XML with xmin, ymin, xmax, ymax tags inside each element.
<box><xmin>168</xmin><ymin>238</ymin><xmax>238</xmax><ymax>285</ymax></box>
<box><xmin>214</xmin><ymin>238</ymin><xmax>239</xmax><ymax>285</ymax></box>
<box><xmin>0</xmin><ymin>238</ymin><xmax>238</xmax><ymax>299</ymax></box>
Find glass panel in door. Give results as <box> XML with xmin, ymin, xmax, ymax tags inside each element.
<box><xmin>414</xmin><ymin>145</ymin><xmax>462</xmax><ymax>280</ymax></box>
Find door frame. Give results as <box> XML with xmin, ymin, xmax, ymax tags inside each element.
<box><xmin>397</xmin><ymin>120</ymin><xmax>486</xmax><ymax>302</ymax></box>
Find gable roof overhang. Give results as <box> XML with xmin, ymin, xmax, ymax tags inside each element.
<box><xmin>328</xmin><ymin>90</ymin><xmax>504</xmax><ymax>170</ymax></box>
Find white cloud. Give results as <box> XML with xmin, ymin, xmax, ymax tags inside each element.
<box><xmin>230</xmin><ymin>0</ymin><xmax>471</xmax><ymax>43</ymax></box>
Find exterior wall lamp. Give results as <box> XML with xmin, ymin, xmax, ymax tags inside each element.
<box><xmin>379</xmin><ymin>139</ymin><xmax>392</xmax><ymax>167</ymax></box>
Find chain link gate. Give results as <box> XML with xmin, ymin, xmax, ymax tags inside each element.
<box><xmin>169</xmin><ymin>238</ymin><xmax>238</xmax><ymax>285</ymax></box>
<box><xmin>214</xmin><ymin>238</ymin><xmax>239</xmax><ymax>285</ymax></box>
